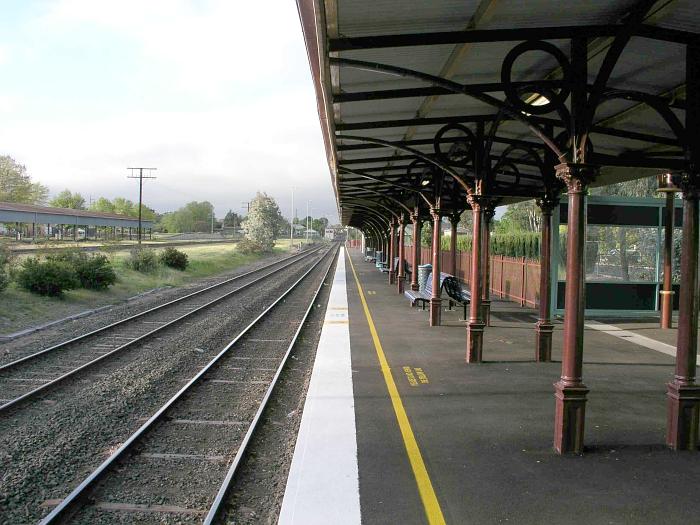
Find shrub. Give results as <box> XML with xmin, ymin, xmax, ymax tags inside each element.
<box><xmin>236</xmin><ymin>238</ymin><xmax>265</xmax><ymax>255</ymax></box>
<box><xmin>125</xmin><ymin>248</ymin><xmax>159</xmax><ymax>273</ymax></box>
<box><xmin>17</xmin><ymin>257</ymin><xmax>79</xmax><ymax>297</ymax></box>
<box><xmin>75</xmin><ymin>254</ymin><xmax>117</xmax><ymax>289</ymax></box>
<box><xmin>159</xmin><ymin>247</ymin><xmax>189</xmax><ymax>270</ymax></box>
<box><xmin>0</xmin><ymin>268</ymin><xmax>8</xmax><ymax>293</ymax></box>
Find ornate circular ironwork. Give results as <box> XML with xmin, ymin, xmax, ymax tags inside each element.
<box><xmin>433</xmin><ymin>123</ymin><xmax>475</xmax><ymax>167</ymax></box>
<box><xmin>407</xmin><ymin>159</ymin><xmax>434</xmax><ymax>186</ymax></box>
<box><xmin>492</xmin><ymin>160</ymin><xmax>521</xmax><ymax>187</ymax></box>
<box><xmin>501</xmin><ymin>40</ymin><xmax>572</xmax><ymax>116</ymax></box>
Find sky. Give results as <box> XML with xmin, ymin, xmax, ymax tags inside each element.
<box><xmin>0</xmin><ymin>0</ymin><xmax>338</xmax><ymax>222</ymax></box>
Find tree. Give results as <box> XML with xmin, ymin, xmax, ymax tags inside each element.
<box><xmin>244</xmin><ymin>192</ymin><xmax>285</xmax><ymax>250</ymax></box>
<box><xmin>112</xmin><ymin>197</ymin><xmax>136</xmax><ymax>216</ymax></box>
<box><xmin>159</xmin><ymin>201</ymin><xmax>214</xmax><ymax>232</ymax></box>
<box><xmin>312</xmin><ymin>217</ymin><xmax>329</xmax><ymax>235</ymax></box>
<box><xmin>0</xmin><ymin>155</ymin><xmax>48</xmax><ymax>204</ymax></box>
<box><xmin>50</xmin><ymin>189</ymin><xmax>86</xmax><ymax>210</ymax></box>
<box><xmin>223</xmin><ymin>209</ymin><xmax>242</xmax><ymax>228</ymax></box>
<box><xmin>89</xmin><ymin>197</ymin><xmax>115</xmax><ymax>213</ymax></box>
<box><xmin>495</xmin><ymin>200</ymin><xmax>540</xmax><ymax>233</ymax></box>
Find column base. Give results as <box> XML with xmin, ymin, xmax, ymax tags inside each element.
<box><xmin>397</xmin><ymin>276</ymin><xmax>405</xmax><ymax>294</ymax></box>
<box><xmin>429</xmin><ymin>298</ymin><xmax>442</xmax><ymax>327</ymax></box>
<box><xmin>410</xmin><ymin>282</ymin><xmax>419</xmax><ymax>291</ymax></box>
<box><xmin>389</xmin><ymin>270</ymin><xmax>395</xmax><ymax>285</ymax></box>
<box><xmin>534</xmin><ymin>321</ymin><xmax>554</xmax><ymax>362</ymax></box>
<box><xmin>466</xmin><ymin>321</ymin><xmax>485</xmax><ymax>363</ymax></box>
<box><xmin>553</xmin><ymin>381</ymin><xmax>588</xmax><ymax>454</ymax></box>
<box><xmin>666</xmin><ymin>381</ymin><xmax>700</xmax><ymax>450</ymax></box>
<box><xmin>481</xmin><ymin>300</ymin><xmax>491</xmax><ymax>327</ymax></box>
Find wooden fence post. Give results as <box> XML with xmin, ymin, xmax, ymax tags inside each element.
<box><xmin>521</xmin><ymin>256</ymin><xmax>527</xmax><ymax>307</ymax></box>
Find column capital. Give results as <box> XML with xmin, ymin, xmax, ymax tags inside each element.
<box><xmin>555</xmin><ymin>163</ymin><xmax>599</xmax><ymax>194</ymax></box>
<box><xmin>430</xmin><ymin>207</ymin><xmax>442</xmax><ymax>220</ymax></box>
<box><xmin>535</xmin><ymin>193</ymin><xmax>560</xmax><ymax>214</ymax></box>
<box><xmin>466</xmin><ymin>193</ymin><xmax>490</xmax><ymax>210</ymax></box>
<box><xmin>410</xmin><ymin>212</ymin><xmax>421</xmax><ymax>223</ymax></box>
<box><xmin>448</xmin><ymin>211</ymin><xmax>461</xmax><ymax>225</ymax></box>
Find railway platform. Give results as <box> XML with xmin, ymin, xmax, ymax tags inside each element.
<box><xmin>281</xmin><ymin>246</ymin><xmax>700</xmax><ymax>525</ymax></box>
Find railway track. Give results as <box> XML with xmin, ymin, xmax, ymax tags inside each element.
<box><xmin>0</xmin><ymin>245</ymin><xmax>324</xmax><ymax>414</ymax></box>
<box><xmin>38</xmin><ymin>243</ymin><xmax>339</xmax><ymax>524</ymax></box>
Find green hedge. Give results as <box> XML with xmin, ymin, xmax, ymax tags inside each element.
<box><xmin>440</xmin><ymin>232</ymin><xmax>542</xmax><ymax>260</ymax></box>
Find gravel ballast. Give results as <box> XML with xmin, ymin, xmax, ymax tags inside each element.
<box><xmin>0</xmin><ymin>246</ymin><xmax>334</xmax><ymax>524</ymax></box>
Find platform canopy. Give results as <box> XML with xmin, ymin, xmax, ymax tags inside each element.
<box><xmin>0</xmin><ymin>202</ymin><xmax>154</xmax><ymax>228</ymax></box>
<box><xmin>297</xmin><ymin>0</ymin><xmax>698</xmax><ymax>230</ymax></box>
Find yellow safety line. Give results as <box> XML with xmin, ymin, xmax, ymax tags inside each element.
<box><xmin>347</xmin><ymin>253</ymin><xmax>447</xmax><ymax>525</ymax></box>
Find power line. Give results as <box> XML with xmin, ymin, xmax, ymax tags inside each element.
<box><xmin>127</xmin><ymin>167</ymin><xmax>157</xmax><ymax>245</ymax></box>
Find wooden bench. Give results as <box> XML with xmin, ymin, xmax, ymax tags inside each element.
<box><xmin>404</xmin><ymin>271</ymin><xmax>448</xmax><ymax>309</ymax></box>
<box><xmin>443</xmin><ymin>275</ymin><xmax>471</xmax><ymax>319</ymax></box>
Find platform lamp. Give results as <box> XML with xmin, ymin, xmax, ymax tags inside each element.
<box><xmin>657</xmin><ymin>172</ymin><xmax>681</xmax><ymax>329</ymax></box>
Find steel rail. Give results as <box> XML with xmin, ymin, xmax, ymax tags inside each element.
<box><xmin>204</xmin><ymin>244</ymin><xmax>339</xmax><ymax>524</ymax></box>
<box><xmin>0</xmin><ymin>245</ymin><xmax>321</xmax><ymax>373</ymax></box>
<box><xmin>39</xmin><ymin>244</ymin><xmax>338</xmax><ymax>524</ymax></box>
<box><xmin>0</xmin><ymin>246</ymin><xmax>324</xmax><ymax>414</ymax></box>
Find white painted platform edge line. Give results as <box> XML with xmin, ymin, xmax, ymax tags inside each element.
<box><xmin>585</xmin><ymin>320</ymin><xmax>676</xmax><ymax>357</ymax></box>
<box><xmin>278</xmin><ymin>248</ymin><xmax>361</xmax><ymax>525</ymax></box>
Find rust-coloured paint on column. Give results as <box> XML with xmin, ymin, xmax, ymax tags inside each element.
<box><xmin>429</xmin><ymin>209</ymin><xmax>442</xmax><ymax>326</ymax></box>
<box><xmin>449</xmin><ymin>214</ymin><xmax>458</xmax><ymax>277</ymax></box>
<box><xmin>535</xmin><ymin>197</ymin><xmax>556</xmax><ymax>362</ymax></box>
<box><xmin>660</xmin><ymin>192</ymin><xmax>675</xmax><ymax>329</ymax></box>
<box><xmin>553</xmin><ymin>164</ymin><xmax>596</xmax><ymax>455</ymax></box>
<box><xmin>397</xmin><ymin>219</ymin><xmax>406</xmax><ymax>294</ymax></box>
<box><xmin>466</xmin><ymin>197</ymin><xmax>485</xmax><ymax>362</ymax></box>
<box><xmin>411</xmin><ymin>215</ymin><xmax>421</xmax><ymax>291</ymax></box>
<box><xmin>481</xmin><ymin>206</ymin><xmax>494</xmax><ymax>326</ymax></box>
<box><xmin>388</xmin><ymin>221</ymin><xmax>396</xmax><ymax>285</ymax></box>
<box><xmin>666</xmin><ymin>190</ymin><xmax>700</xmax><ymax>450</ymax></box>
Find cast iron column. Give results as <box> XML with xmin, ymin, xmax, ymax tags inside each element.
<box><xmin>449</xmin><ymin>212</ymin><xmax>459</xmax><ymax>277</ymax></box>
<box><xmin>481</xmin><ymin>204</ymin><xmax>495</xmax><ymax>326</ymax></box>
<box><xmin>397</xmin><ymin>216</ymin><xmax>407</xmax><ymax>294</ymax></box>
<box><xmin>466</xmin><ymin>195</ymin><xmax>485</xmax><ymax>362</ymax></box>
<box><xmin>553</xmin><ymin>163</ymin><xmax>597</xmax><ymax>454</ymax></box>
<box><xmin>388</xmin><ymin>220</ymin><xmax>396</xmax><ymax>285</ymax></box>
<box><xmin>660</xmin><ymin>192</ymin><xmax>675</xmax><ymax>329</ymax></box>
<box><xmin>429</xmin><ymin>208</ymin><xmax>442</xmax><ymax>326</ymax></box>
<box><xmin>535</xmin><ymin>196</ymin><xmax>557</xmax><ymax>362</ymax></box>
<box><xmin>666</xmin><ymin>177</ymin><xmax>700</xmax><ymax>450</ymax></box>
<box><xmin>411</xmin><ymin>213</ymin><xmax>421</xmax><ymax>291</ymax></box>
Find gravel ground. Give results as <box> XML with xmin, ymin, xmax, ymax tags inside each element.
<box><xmin>0</xmin><ymin>246</ymin><xmax>333</xmax><ymax>524</ymax></box>
<box><xmin>63</xmin><ymin>247</ymin><xmax>338</xmax><ymax>524</ymax></box>
<box><xmin>220</xmin><ymin>251</ymin><xmax>337</xmax><ymax>525</ymax></box>
<box><xmin>0</xmin><ymin>248</ymin><xmax>321</xmax><ymax>409</ymax></box>
<box><xmin>0</xmin><ymin>247</ymin><xmax>316</xmax><ymax>367</ymax></box>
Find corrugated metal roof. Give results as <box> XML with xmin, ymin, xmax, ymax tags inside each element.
<box><xmin>297</xmin><ymin>0</ymin><xmax>698</xmax><ymax>226</ymax></box>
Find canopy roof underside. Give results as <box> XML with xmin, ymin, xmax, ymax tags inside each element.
<box><xmin>297</xmin><ymin>0</ymin><xmax>699</xmax><ymax>229</ymax></box>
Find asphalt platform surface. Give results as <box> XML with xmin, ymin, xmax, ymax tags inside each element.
<box><xmin>346</xmin><ymin>248</ymin><xmax>700</xmax><ymax>525</ymax></box>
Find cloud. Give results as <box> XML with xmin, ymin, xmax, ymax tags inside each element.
<box><xmin>1</xmin><ymin>0</ymin><xmax>338</xmax><ymax>222</ymax></box>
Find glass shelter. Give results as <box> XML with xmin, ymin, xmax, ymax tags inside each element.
<box><xmin>552</xmin><ymin>195</ymin><xmax>682</xmax><ymax>316</ymax></box>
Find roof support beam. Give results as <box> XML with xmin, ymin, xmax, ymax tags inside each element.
<box><xmin>329</xmin><ymin>24</ymin><xmax>698</xmax><ymax>52</ymax></box>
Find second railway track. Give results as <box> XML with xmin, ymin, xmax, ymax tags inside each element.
<box><xmin>37</xmin><ymin>243</ymin><xmax>339</xmax><ymax>524</ymax></box>
<box><xmin>0</xmin><ymin>245</ymin><xmax>324</xmax><ymax>414</ymax></box>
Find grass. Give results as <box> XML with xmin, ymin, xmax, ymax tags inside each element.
<box><xmin>0</xmin><ymin>241</ymin><xmax>289</xmax><ymax>335</ymax></box>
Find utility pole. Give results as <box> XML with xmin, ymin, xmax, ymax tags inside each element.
<box><xmin>127</xmin><ymin>167</ymin><xmax>157</xmax><ymax>245</ymax></box>
<box><xmin>306</xmin><ymin>200</ymin><xmax>310</xmax><ymax>243</ymax></box>
<box><xmin>290</xmin><ymin>187</ymin><xmax>295</xmax><ymax>249</ymax></box>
